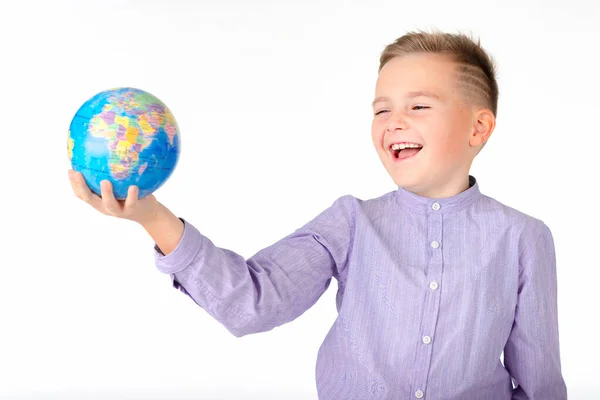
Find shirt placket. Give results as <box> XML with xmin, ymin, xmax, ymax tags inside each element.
<box><xmin>412</xmin><ymin>201</ymin><xmax>444</xmax><ymax>399</ymax></box>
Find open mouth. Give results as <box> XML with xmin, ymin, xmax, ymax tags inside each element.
<box><xmin>390</xmin><ymin>145</ymin><xmax>423</xmax><ymax>161</ymax></box>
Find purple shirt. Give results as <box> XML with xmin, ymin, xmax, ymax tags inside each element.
<box><xmin>154</xmin><ymin>175</ymin><xmax>567</xmax><ymax>400</ymax></box>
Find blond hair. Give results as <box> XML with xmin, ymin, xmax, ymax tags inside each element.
<box><xmin>379</xmin><ymin>29</ymin><xmax>499</xmax><ymax>119</ymax></box>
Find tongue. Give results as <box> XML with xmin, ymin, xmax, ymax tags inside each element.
<box><xmin>398</xmin><ymin>148</ymin><xmax>421</xmax><ymax>159</ymax></box>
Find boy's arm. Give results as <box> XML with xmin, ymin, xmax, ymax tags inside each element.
<box><xmin>141</xmin><ymin>202</ymin><xmax>185</xmax><ymax>256</ymax></box>
<box><xmin>153</xmin><ymin>195</ymin><xmax>354</xmax><ymax>338</ymax></box>
<box><xmin>503</xmin><ymin>221</ymin><xmax>568</xmax><ymax>400</ymax></box>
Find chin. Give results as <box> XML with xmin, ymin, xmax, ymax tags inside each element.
<box><xmin>390</xmin><ymin>171</ymin><xmax>419</xmax><ymax>189</ymax></box>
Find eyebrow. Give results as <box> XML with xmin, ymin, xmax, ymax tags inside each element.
<box><xmin>371</xmin><ymin>91</ymin><xmax>442</xmax><ymax>107</ymax></box>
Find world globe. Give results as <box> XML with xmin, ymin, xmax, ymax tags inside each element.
<box><xmin>67</xmin><ymin>87</ymin><xmax>181</xmax><ymax>200</ymax></box>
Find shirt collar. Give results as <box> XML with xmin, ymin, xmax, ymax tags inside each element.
<box><xmin>395</xmin><ymin>175</ymin><xmax>482</xmax><ymax>214</ymax></box>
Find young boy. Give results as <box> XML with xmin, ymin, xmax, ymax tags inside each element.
<box><xmin>68</xmin><ymin>30</ymin><xmax>567</xmax><ymax>400</ymax></box>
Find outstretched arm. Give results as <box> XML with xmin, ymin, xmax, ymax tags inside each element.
<box><xmin>154</xmin><ymin>195</ymin><xmax>355</xmax><ymax>337</ymax></box>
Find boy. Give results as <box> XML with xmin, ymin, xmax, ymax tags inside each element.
<box><xmin>68</xmin><ymin>30</ymin><xmax>567</xmax><ymax>399</ymax></box>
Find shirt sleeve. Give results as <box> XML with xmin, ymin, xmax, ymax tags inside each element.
<box><xmin>504</xmin><ymin>220</ymin><xmax>568</xmax><ymax>399</ymax></box>
<box><xmin>153</xmin><ymin>195</ymin><xmax>355</xmax><ymax>337</ymax></box>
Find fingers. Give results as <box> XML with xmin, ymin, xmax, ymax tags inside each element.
<box><xmin>68</xmin><ymin>169</ymin><xmax>144</xmax><ymax>220</ymax></box>
<box><xmin>100</xmin><ymin>180</ymin><xmax>122</xmax><ymax>216</ymax></box>
<box><xmin>68</xmin><ymin>169</ymin><xmax>104</xmax><ymax>210</ymax></box>
<box><xmin>68</xmin><ymin>169</ymin><xmax>88</xmax><ymax>200</ymax></box>
<box><xmin>124</xmin><ymin>185</ymin><xmax>139</xmax><ymax>211</ymax></box>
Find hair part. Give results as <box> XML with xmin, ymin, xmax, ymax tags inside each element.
<box><xmin>379</xmin><ymin>29</ymin><xmax>499</xmax><ymax>118</ymax></box>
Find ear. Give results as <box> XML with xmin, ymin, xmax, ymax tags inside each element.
<box><xmin>470</xmin><ymin>108</ymin><xmax>495</xmax><ymax>147</ymax></box>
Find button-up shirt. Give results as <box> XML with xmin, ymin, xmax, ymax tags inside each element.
<box><xmin>155</xmin><ymin>175</ymin><xmax>567</xmax><ymax>399</ymax></box>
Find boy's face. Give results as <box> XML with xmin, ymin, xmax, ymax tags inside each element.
<box><xmin>371</xmin><ymin>53</ymin><xmax>491</xmax><ymax>197</ymax></box>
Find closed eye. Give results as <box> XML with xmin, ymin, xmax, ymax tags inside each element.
<box><xmin>375</xmin><ymin>106</ymin><xmax>429</xmax><ymax>115</ymax></box>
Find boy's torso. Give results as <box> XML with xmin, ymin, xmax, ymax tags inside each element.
<box><xmin>315</xmin><ymin>187</ymin><xmax>535</xmax><ymax>400</ymax></box>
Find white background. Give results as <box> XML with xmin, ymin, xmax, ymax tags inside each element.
<box><xmin>1</xmin><ymin>0</ymin><xmax>599</xmax><ymax>398</ymax></box>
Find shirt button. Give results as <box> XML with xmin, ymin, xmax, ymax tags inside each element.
<box><xmin>432</xmin><ymin>202</ymin><xmax>440</xmax><ymax>211</ymax></box>
<box><xmin>429</xmin><ymin>281</ymin><xmax>439</xmax><ymax>290</ymax></box>
<box><xmin>423</xmin><ymin>335</ymin><xmax>432</xmax><ymax>344</ymax></box>
<box><xmin>415</xmin><ymin>390</ymin><xmax>424</xmax><ymax>398</ymax></box>
<box><xmin>431</xmin><ymin>241</ymin><xmax>440</xmax><ymax>249</ymax></box>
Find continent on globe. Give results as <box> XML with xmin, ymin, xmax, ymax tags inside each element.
<box><xmin>68</xmin><ymin>87</ymin><xmax>181</xmax><ymax>199</ymax></box>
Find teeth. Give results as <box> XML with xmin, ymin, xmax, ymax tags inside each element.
<box><xmin>391</xmin><ymin>143</ymin><xmax>423</xmax><ymax>150</ymax></box>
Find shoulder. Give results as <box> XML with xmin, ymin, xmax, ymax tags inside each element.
<box><xmin>478</xmin><ymin>194</ymin><xmax>549</xmax><ymax>231</ymax></box>
<box><xmin>299</xmin><ymin>192</ymin><xmax>388</xmax><ymax>228</ymax></box>
<box><xmin>479</xmin><ymin>195</ymin><xmax>553</xmax><ymax>259</ymax></box>
<box><xmin>331</xmin><ymin>190</ymin><xmax>397</xmax><ymax>222</ymax></box>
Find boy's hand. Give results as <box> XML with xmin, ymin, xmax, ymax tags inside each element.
<box><xmin>68</xmin><ymin>169</ymin><xmax>160</xmax><ymax>226</ymax></box>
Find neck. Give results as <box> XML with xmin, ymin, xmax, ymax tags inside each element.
<box><xmin>403</xmin><ymin>174</ymin><xmax>472</xmax><ymax>199</ymax></box>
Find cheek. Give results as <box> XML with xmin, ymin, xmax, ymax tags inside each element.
<box><xmin>371</xmin><ymin>122</ymin><xmax>383</xmax><ymax>146</ymax></box>
<box><xmin>428</xmin><ymin>117</ymin><xmax>469</xmax><ymax>156</ymax></box>
<box><xmin>440</xmin><ymin>142</ymin><xmax>466</xmax><ymax>160</ymax></box>
<box><xmin>425</xmin><ymin>131</ymin><xmax>465</xmax><ymax>161</ymax></box>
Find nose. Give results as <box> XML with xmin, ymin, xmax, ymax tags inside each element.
<box><xmin>385</xmin><ymin>111</ymin><xmax>409</xmax><ymax>132</ymax></box>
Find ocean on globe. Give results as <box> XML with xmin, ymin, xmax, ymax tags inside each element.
<box><xmin>68</xmin><ymin>87</ymin><xmax>181</xmax><ymax>200</ymax></box>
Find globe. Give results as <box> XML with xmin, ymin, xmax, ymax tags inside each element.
<box><xmin>67</xmin><ymin>87</ymin><xmax>181</xmax><ymax>200</ymax></box>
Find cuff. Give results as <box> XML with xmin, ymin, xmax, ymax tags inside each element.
<box><xmin>154</xmin><ymin>218</ymin><xmax>203</xmax><ymax>275</ymax></box>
